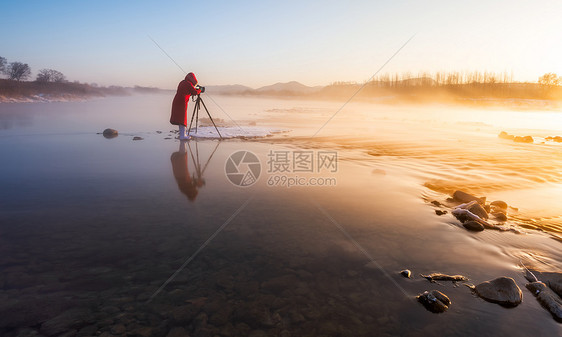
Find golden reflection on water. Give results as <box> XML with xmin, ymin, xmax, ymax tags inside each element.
<box><xmin>258</xmin><ymin>103</ymin><xmax>562</xmax><ymax>240</ymax></box>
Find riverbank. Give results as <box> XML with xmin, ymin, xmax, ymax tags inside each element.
<box><xmin>0</xmin><ymin>79</ymin><xmax>171</xmax><ymax>103</ymax></box>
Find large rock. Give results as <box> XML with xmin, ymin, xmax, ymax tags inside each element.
<box><xmin>526</xmin><ymin>282</ymin><xmax>562</xmax><ymax>322</ymax></box>
<box><xmin>474</xmin><ymin>277</ymin><xmax>522</xmax><ymax>307</ymax></box>
<box><xmin>453</xmin><ymin>190</ymin><xmax>485</xmax><ymax>204</ymax></box>
<box><xmin>490</xmin><ymin>200</ymin><xmax>508</xmax><ymax>210</ymax></box>
<box><xmin>417</xmin><ymin>290</ymin><xmax>451</xmax><ymax>313</ymax></box>
<box><xmin>468</xmin><ymin>203</ymin><xmax>488</xmax><ymax>219</ymax></box>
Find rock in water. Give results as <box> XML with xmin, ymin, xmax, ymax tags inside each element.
<box><xmin>132</xmin><ymin>136</ymin><xmax>144</xmax><ymax>141</ymax></box>
<box><xmin>463</xmin><ymin>220</ymin><xmax>484</xmax><ymax>232</ymax></box>
<box><xmin>102</xmin><ymin>128</ymin><xmax>118</xmax><ymax>139</ymax></box>
<box><xmin>490</xmin><ymin>200</ymin><xmax>508</xmax><ymax>210</ymax></box>
<box><xmin>468</xmin><ymin>203</ymin><xmax>488</xmax><ymax>219</ymax></box>
<box><xmin>526</xmin><ymin>282</ymin><xmax>562</xmax><ymax>322</ymax></box>
<box><xmin>417</xmin><ymin>290</ymin><xmax>451</xmax><ymax>313</ymax></box>
<box><xmin>453</xmin><ymin>190</ymin><xmax>485</xmax><ymax>204</ymax></box>
<box><xmin>435</xmin><ymin>210</ymin><xmax>447</xmax><ymax>216</ymax></box>
<box><xmin>548</xmin><ymin>136</ymin><xmax>562</xmax><ymax>143</ymax></box>
<box><xmin>421</xmin><ymin>273</ymin><xmax>468</xmax><ymax>282</ymax></box>
<box><xmin>474</xmin><ymin>277</ymin><xmax>522</xmax><ymax>307</ymax></box>
<box><xmin>492</xmin><ymin>212</ymin><xmax>508</xmax><ymax>222</ymax></box>
<box><xmin>547</xmin><ymin>278</ymin><xmax>562</xmax><ymax>298</ymax></box>
<box><xmin>514</xmin><ymin>135</ymin><xmax>533</xmax><ymax>143</ymax></box>
<box><xmin>400</xmin><ymin>270</ymin><xmax>412</xmax><ymax>278</ymax></box>
<box><xmin>498</xmin><ymin>131</ymin><xmax>515</xmax><ymax>140</ymax></box>
<box><xmin>532</xmin><ymin>271</ymin><xmax>562</xmax><ymax>298</ymax></box>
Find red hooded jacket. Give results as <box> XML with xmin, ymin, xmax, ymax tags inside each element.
<box><xmin>170</xmin><ymin>72</ymin><xmax>201</xmax><ymax>126</ymax></box>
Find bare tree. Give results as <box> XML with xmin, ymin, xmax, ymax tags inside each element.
<box><xmin>0</xmin><ymin>57</ymin><xmax>6</xmax><ymax>75</ymax></box>
<box><xmin>36</xmin><ymin>69</ymin><xmax>66</xmax><ymax>82</ymax></box>
<box><xmin>538</xmin><ymin>73</ymin><xmax>560</xmax><ymax>86</ymax></box>
<box><xmin>51</xmin><ymin>70</ymin><xmax>66</xmax><ymax>82</ymax></box>
<box><xmin>7</xmin><ymin>62</ymin><xmax>31</xmax><ymax>81</ymax></box>
<box><xmin>36</xmin><ymin>69</ymin><xmax>50</xmax><ymax>82</ymax></box>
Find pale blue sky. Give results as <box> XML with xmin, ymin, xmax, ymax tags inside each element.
<box><xmin>1</xmin><ymin>0</ymin><xmax>560</xmax><ymax>89</ymax></box>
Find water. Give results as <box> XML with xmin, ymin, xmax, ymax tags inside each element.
<box><xmin>0</xmin><ymin>94</ymin><xmax>561</xmax><ymax>336</ymax></box>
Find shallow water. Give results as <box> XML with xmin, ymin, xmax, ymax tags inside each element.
<box><xmin>0</xmin><ymin>94</ymin><xmax>561</xmax><ymax>336</ymax></box>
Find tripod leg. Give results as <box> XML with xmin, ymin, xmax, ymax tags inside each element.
<box><xmin>195</xmin><ymin>99</ymin><xmax>200</xmax><ymax>134</ymax></box>
<box><xmin>187</xmin><ymin>99</ymin><xmax>198</xmax><ymax>136</ymax></box>
<box><xmin>199</xmin><ymin>98</ymin><xmax>223</xmax><ymax>139</ymax></box>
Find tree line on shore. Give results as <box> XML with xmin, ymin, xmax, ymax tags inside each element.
<box><xmin>0</xmin><ymin>56</ymin><xmax>166</xmax><ymax>101</ymax></box>
<box><xmin>0</xmin><ymin>56</ymin><xmax>67</xmax><ymax>83</ymax></box>
<box><xmin>319</xmin><ymin>71</ymin><xmax>562</xmax><ymax>102</ymax></box>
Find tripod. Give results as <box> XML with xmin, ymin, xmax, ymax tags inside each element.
<box><xmin>187</xmin><ymin>94</ymin><xmax>223</xmax><ymax>139</ymax></box>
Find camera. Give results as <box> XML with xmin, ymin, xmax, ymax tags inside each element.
<box><xmin>195</xmin><ymin>85</ymin><xmax>205</xmax><ymax>93</ymax></box>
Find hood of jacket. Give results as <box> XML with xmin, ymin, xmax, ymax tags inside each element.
<box><xmin>185</xmin><ymin>72</ymin><xmax>198</xmax><ymax>85</ymax></box>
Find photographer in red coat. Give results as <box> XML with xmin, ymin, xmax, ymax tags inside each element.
<box><xmin>170</xmin><ymin>72</ymin><xmax>201</xmax><ymax>140</ymax></box>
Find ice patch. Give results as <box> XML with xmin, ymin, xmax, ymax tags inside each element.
<box><xmin>188</xmin><ymin>126</ymin><xmax>288</xmax><ymax>139</ymax></box>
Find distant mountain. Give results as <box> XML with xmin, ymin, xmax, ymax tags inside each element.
<box><xmin>206</xmin><ymin>84</ymin><xmax>253</xmax><ymax>94</ymax></box>
<box><xmin>255</xmin><ymin>81</ymin><xmax>322</xmax><ymax>94</ymax></box>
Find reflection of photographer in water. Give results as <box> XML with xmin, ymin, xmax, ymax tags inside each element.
<box><xmin>169</xmin><ymin>72</ymin><xmax>205</xmax><ymax>140</ymax></box>
<box><xmin>170</xmin><ymin>141</ymin><xmax>201</xmax><ymax>201</ymax></box>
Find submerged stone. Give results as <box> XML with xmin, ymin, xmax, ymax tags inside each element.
<box><xmin>40</xmin><ymin>307</ymin><xmax>92</xmax><ymax>336</ymax></box>
<box><xmin>474</xmin><ymin>277</ymin><xmax>522</xmax><ymax>307</ymax></box>
<box><xmin>492</xmin><ymin>212</ymin><xmax>507</xmax><ymax>222</ymax></box>
<box><xmin>421</xmin><ymin>273</ymin><xmax>468</xmax><ymax>282</ymax></box>
<box><xmin>417</xmin><ymin>290</ymin><xmax>451</xmax><ymax>313</ymax></box>
<box><xmin>498</xmin><ymin>131</ymin><xmax>515</xmax><ymax>140</ymax></box>
<box><xmin>430</xmin><ymin>200</ymin><xmax>442</xmax><ymax>207</ymax></box>
<box><xmin>526</xmin><ymin>282</ymin><xmax>562</xmax><ymax>322</ymax></box>
<box><xmin>453</xmin><ymin>190</ymin><xmax>485</xmax><ymax>204</ymax></box>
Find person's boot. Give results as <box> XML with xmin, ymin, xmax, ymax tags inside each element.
<box><xmin>179</xmin><ymin>125</ymin><xmax>191</xmax><ymax>140</ymax></box>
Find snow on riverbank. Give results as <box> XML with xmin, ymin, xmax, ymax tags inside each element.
<box><xmin>188</xmin><ymin>126</ymin><xmax>288</xmax><ymax>139</ymax></box>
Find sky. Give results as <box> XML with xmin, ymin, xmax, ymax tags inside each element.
<box><xmin>1</xmin><ymin>0</ymin><xmax>561</xmax><ymax>89</ymax></box>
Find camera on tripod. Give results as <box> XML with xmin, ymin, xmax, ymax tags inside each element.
<box><xmin>188</xmin><ymin>89</ymin><xmax>223</xmax><ymax>139</ymax></box>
